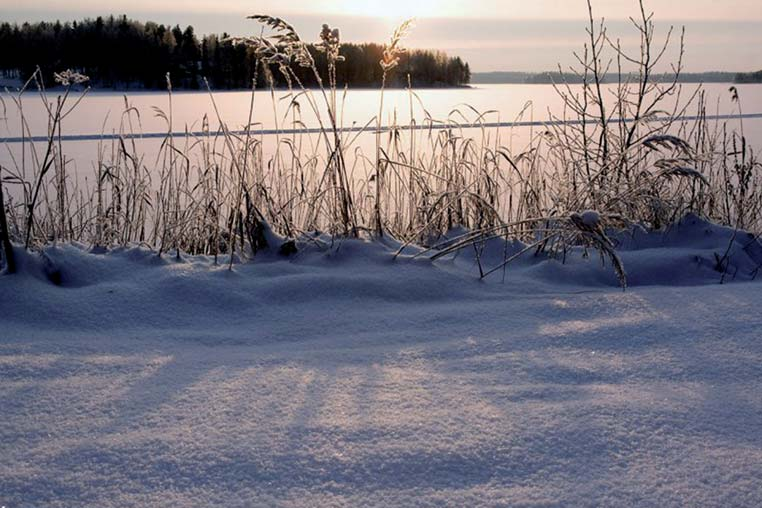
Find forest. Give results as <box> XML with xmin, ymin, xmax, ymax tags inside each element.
<box><xmin>0</xmin><ymin>16</ymin><xmax>471</xmax><ymax>89</ymax></box>
<box><xmin>736</xmin><ymin>70</ymin><xmax>762</xmax><ymax>84</ymax></box>
<box><xmin>472</xmin><ymin>70</ymin><xmax>758</xmax><ymax>85</ymax></box>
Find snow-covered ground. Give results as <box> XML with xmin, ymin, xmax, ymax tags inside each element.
<box><xmin>2</xmin><ymin>216</ymin><xmax>762</xmax><ymax>507</ymax></box>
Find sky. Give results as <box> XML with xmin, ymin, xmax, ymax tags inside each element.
<box><xmin>2</xmin><ymin>0</ymin><xmax>761</xmax><ymax>72</ymax></box>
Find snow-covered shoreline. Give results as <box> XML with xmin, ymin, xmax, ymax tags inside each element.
<box><xmin>2</xmin><ymin>216</ymin><xmax>762</xmax><ymax>506</ymax></box>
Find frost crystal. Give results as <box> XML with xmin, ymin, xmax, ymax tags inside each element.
<box><xmin>54</xmin><ymin>70</ymin><xmax>90</xmax><ymax>86</ymax></box>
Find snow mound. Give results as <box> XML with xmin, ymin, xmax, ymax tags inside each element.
<box><xmin>4</xmin><ymin>214</ymin><xmax>761</xmax><ymax>294</ymax></box>
<box><xmin>426</xmin><ymin>214</ymin><xmax>762</xmax><ymax>287</ymax></box>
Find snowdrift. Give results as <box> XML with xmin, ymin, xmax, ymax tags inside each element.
<box><xmin>2</xmin><ymin>215</ymin><xmax>762</xmax><ymax>507</ymax></box>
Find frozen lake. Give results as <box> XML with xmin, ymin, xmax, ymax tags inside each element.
<box><xmin>4</xmin><ymin>83</ymin><xmax>762</xmax><ymax>137</ymax></box>
<box><xmin>1</xmin><ymin>82</ymin><xmax>760</xmax><ymax>199</ymax></box>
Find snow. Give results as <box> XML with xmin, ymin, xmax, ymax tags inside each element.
<box><xmin>577</xmin><ymin>209</ymin><xmax>601</xmax><ymax>229</ymax></box>
<box><xmin>2</xmin><ymin>215</ymin><xmax>762</xmax><ymax>507</ymax></box>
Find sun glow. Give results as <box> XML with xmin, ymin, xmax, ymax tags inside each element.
<box><xmin>328</xmin><ymin>0</ymin><xmax>454</xmax><ymax>19</ymax></box>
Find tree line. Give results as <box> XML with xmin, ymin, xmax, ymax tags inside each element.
<box><xmin>472</xmin><ymin>71</ymin><xmax>756</xmax><ymax>85</ymax></box>
<box><xmin>735</xmin><ymin>71</ymin><xmax>762</xmax><ymax>84</ymax></box>
<box><xmin>0</xmin><ymin>16</ymin><xmax>471</xmax><ymax>90</ymax></box>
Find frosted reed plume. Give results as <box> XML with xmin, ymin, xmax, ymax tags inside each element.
<box><xmin>1</xmin><ymin>2</ymin><xmax>759</xmax><ymax>286</ymax></box>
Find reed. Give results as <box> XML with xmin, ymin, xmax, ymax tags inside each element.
<box><xmin>1</xmin><ymin>1</ymin><xmax>759</xmax><ymax>286</ymax></box>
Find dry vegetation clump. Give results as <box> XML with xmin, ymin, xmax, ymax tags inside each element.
<box><xmin>0</xmin><ymin>0</ymin><xmax>760</xmax><ymax>286</ymax></box>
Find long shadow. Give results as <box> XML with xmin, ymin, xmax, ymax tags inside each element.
<box><xmin>96</xmin><ymin>349</ymin><xmax>222</xmax><ymax>436</ymax></box>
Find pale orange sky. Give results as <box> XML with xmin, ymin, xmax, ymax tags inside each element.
<box><xmin>2</xmin><ymin>0</ymin><xmax>761</xmax><ymax>71</ymax></box>
<box><xmin>5</xmin><ymin>0</ymin><xmax>762</xmax><ymax>20</ymax></box>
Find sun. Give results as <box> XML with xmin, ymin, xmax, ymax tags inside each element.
<box><xmin>332</xmin><ymin>0</ymin><xmax>453</xmax><ymax>19</ymax></box>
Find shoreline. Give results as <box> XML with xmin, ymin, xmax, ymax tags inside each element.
<box><xmin>5</xmin><ymin>79</ymin><xmax>761</xmax><ymax>94</ymax></box>
<box><xmin>8</xmin><ymin>82</ymin><xmax>762</xmax><ymax>95</ymax></box>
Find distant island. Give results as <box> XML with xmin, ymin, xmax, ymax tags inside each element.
<box><xmin>0</xmin><ymin>16</ymin><xmax>471</xmax><ymax>90</ymax></box>
<box><xmin>736</xmin><ymin>70</ymin><xmax>762</xmax><ymax>84</ymax></box>
<box><xmin>473</xmin><ymin>71</ymin><xmax>762</xmax><ymax>85</ymax></box>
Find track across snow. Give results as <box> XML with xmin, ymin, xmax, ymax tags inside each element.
<box><xmin>2</xmin><ymin>218</ymin><xmax>762</xmax><ymax>507</ymax></box>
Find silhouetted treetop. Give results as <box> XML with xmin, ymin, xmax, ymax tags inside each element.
<box><xmin>0</xmin><ymin>16</ymin><xmax>471</xmax><ymax>89</ymax></box>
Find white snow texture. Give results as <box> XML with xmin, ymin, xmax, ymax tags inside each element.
<box><xmin>1</xmin><ymin>215</ymin><xmax>762</xmax><ymax>507</ymax></box>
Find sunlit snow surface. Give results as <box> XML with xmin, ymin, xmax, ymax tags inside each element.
<box><xmin>2</xmin><ymin>216</ymin><xmax>762</xmax><ymax>507</ymax></box>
